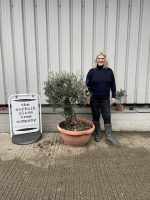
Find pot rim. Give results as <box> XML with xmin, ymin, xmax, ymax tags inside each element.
<box><xmin>57</xmin><ymin>118</ymin><xmax>95</xmax><ymax>136</ymax></box>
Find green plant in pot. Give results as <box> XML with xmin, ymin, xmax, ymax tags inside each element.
<box><xmin>44</xmin><ymin>72</ymin><xmax>95</xmax><ymax>146</ymax></box>
<box><xmin>116</xmin><ymin>89</ymin><xmax>127</xmax><ymax>112</ymax></box>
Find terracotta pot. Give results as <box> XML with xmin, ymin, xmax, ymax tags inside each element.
<box><xmin>57</xmin><ymin>119</ymin><xmax>95</xmax><ymax>146</ymax></box>
<box><xmin>116</xmin><ymin>104</ymin><xmax>124</xmax><ymax>112</ymax></box>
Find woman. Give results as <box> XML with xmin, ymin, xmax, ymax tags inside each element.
<box><xmin>86</xmin><ymin>52</ymin><xmax>120</xmax><ymax>147</ymax></box>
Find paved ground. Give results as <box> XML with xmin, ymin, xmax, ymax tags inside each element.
<box><xmin>0</xmin><ymin>131</ymin><xmax>150</xmax><ymax>200</ymax></box>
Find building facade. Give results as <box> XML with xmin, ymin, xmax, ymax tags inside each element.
<box><xmin>0</xmin><ymin>0</ymin><xmax>150</xmax><ymax>104</ymax></box>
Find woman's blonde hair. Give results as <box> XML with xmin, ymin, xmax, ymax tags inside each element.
<box><xmin>93</xmin><ymin>52</ymin><xmax>109</xmax><ymax>68</ymax></box>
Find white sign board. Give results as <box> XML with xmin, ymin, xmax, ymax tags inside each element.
<box><xmin>9</xmin><ymin>94</ymin><xmax>42</xmax><ymax>136</ymax></box>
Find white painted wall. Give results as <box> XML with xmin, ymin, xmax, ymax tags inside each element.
<box><xmin>0</xmin><ymin>0</ymin><xmax>150</xmax><ymax>104</ymax></box>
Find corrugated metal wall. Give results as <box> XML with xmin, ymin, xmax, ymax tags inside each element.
<box><xmin>0</xmin><ymin>0</ymin><xmax>150</xmax><ymax>104</ymax></box>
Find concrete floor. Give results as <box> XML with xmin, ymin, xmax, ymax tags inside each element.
<box><xmin>0</xmin><ymin>131</ymin><xmax>150</xmax><ymax>200</ymax></box>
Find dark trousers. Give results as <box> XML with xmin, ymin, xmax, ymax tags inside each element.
<box><xmin>90</xmin><ymin>97</ymin><xmax>111</xmax><ymax>124</ymax></box>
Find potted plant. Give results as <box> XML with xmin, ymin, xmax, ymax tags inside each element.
<box><xmin>44</xmin><ymin>72</ymin><xmax>95</xmax><ymax>146</ymax></box>
<box><xmin>116</xmin><ymin>89</ymin><xmax>127</xmax><ymax>112</ymax></box>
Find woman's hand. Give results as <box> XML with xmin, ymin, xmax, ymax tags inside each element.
<box><xmin>86</xmin><ymin>96</ymin><xmax>91</xmax><ymax>104</ymax></box>
<box><xmin>111</xmin><ymin>98</ymin><xmax>116</xmax><ymax>105</ymax></box>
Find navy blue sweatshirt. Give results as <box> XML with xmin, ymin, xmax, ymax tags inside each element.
<box><xmin>86</xmin><ymin>66</ymin><xmax>116</xmax><ymax>98</ymax></box>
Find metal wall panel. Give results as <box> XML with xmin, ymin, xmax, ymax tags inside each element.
<box><xmin>0</xmin><ymin>0</ymin><xmax>16</xmax><ymax>101</ymax></box>
<box><xmin>0</xmin><ymin>44</ymin><xmax>5</xmax><ymax>103</ymax></box>
<box><xmin>72</xmin><ymin>0</ymin><xmax>82</xmax><ymax>73</ymax></box>
<box><xmin>35</xmin><ymin>0</ymin><xmax>48</xmax><ymax>103</ymax></box>
<box><xmin>126</xmin><ymin>0</ymin><xmax>141</xmax><ymax>103</ymax></box>
<box><xmin>83</xmin><ymin>0</ymin><xmax>93</xmax><ymax>76</ymax></box>
<box><xmin>136</xmin><ymin>0</ymin><xmax>150</xmax><ymax>103</ymax></box>
<box><xmin>115</xmin><ymin>0</ymin><xmax>128</xmax><ymax>90</ymax></box>
<box><xmin>106</xmin><ymin>0</ymin><xmax>117</xmax><ymax>71</ymax></box>
<box><xmin>23</xmin><ymin>0</ymin><xmax>38</xmax><ymax>92</ymax></box>
<box><xmin>0</xmin><ymin>0</ymin><xmax>150</xmax><ymax>104</ymax></box>
<box><xmin>47</xmin><ymin>0</ymin><xmax>59</xmax><ymax>72</ymax></box>
<box><xmin>11</xmin><ymin>0</ymin><xmax>27</xmax><ymax>94</ymax></box>
<box><xmin>93</xmin><ymin>0</ymin><xmax>105</xmax><ymax>56</ymax></box>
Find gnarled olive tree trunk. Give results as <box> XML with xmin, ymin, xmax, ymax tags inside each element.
<box><xmin>64</xmin><ymin>98</ymin><xmax>78</xmax><ymax>125</ymax></box>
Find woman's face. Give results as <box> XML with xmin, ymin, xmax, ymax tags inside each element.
<box><xmin>96</xmin><ymin>55</ymin><xmax>105</xmax><ymax>66</ymax></box>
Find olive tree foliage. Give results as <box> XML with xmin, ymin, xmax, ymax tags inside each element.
<box><xmin>116</xmin><ymin>89</ymin><xmax>127</xmax><ymax>106</ymax></box>
<box><xmin>44</xmin><ymin>72</ymin><xmax>90</xmax><ymax>124</ymax></box>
